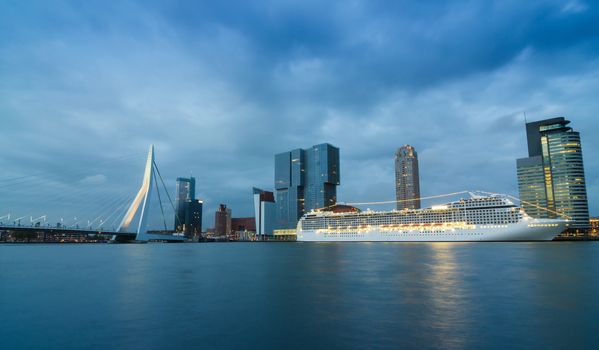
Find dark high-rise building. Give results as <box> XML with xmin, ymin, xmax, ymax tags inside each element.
<box><xmin>173</xmin><ymin>177</ymin><xmax>202</xmax><ymax>237</ymax></box>
<box><xmin>185</xmin><ymin>199</ymin><xmax>203</xmax><ymax>236</ymax></box>
<box><xmin>517</xmin><ymin>117</ymin><xmax>590</xmax><ymax>233</ymax></box>
<box><xmin>275</xmin><ymin>149</ymin><xmax>305</xmax><ymax>230</ymax></box>
<box><xmin>275</xmin><ymin>143</ymin><xmax>340</xmax><ymax>229</ymax></box>
<box><xmin>174</xmin><ymin>177</ymin><xmax>195</xmax><ymax>230</ymax></box>
<box><xmin>395</xmin><ymin>145</ymin><xmax>421</xmax><ymax>210</ymax></box>
<box><xmin>214</xmin><ymin>204</ymin><xmax>232</xmax><ymax>236</ymax></box>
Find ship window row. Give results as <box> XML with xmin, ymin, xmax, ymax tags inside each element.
<box><xmin>449</xmin><ymin>198</ymin><xmax>509</xmax><ymax>209</ymax></box>
<box><xmin>320</xmin><ymin>232</ymin><xmax>486</xmax><ymax>237</ymax></box>
<box><xmin>302</xmin><ymin>212</ymin><xmax>521</xmax><ymax>229</ymax></box>
<box><xmin>319</xmin><ymin>233</ymin><xmax>484</xmax><ymax>237</ymax></box>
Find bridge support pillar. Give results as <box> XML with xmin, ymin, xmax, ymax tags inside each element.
<box><xmin>114</xmin><ymin>145</ymin><xmax>155</xmax><ymax>242</ymax></box>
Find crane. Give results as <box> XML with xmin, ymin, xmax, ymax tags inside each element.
<box><xmin>0</xmin><ymin>214</ymin><xmax>10</xmax><ymax>224</ymax></box>
<box><xmin>14</xmin><ymin>215</ymin><xmax>27</xmax><ymax>226</ymax></box>
<box><xmin>30</xmin><ymin>215</ymin><xmax>47</xmax><ymax>227</ymax></box>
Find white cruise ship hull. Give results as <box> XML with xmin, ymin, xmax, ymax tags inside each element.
<box><xmin>297</xmin><ymin>220</ymin><xmax>566</xmax><ymax>242</ymax></box>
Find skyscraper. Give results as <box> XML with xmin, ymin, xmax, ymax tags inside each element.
<box><xmin>517</xmin><ymin>117</ymin><xmax>590</xmax><ymax>233</ymax></box>
<box><xmin>275</xmin><ymin>143</ymin><xmax>340</xmax><ymax>229</ymax></box>
<box><xmin>174</xmin><ymin>177</ymin><xmax>195</xmax><ymax>230</ymax></box>
<box><xmin>185</xmin><ymin>199</ymin><xmax>203</xmax><ymax>236</ymax></box>
<box><xmin>253</xmin><ymin>187</ymin><xmax>276</xmax><ymax>237</ymax></box>
<box><xmin>173</xmin><ymin>177</ymin><xmax>202</xmax><ymax>237</ymax></box>
<box><xmin>395</xmin><ymin>145</ymin><xmax>421</xmax><ymax>210</ymax></box>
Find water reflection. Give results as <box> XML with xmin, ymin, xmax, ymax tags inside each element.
<box><xmin>422</xmin><ymin>243</ymin><xmax>472</xmax><ymax>349</ymax></box>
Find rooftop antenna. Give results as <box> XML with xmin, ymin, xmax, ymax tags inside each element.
<box><xmin>523</xmin><ymin>111</ymin><xmax>528</xmax><ymax>124</ymax></box>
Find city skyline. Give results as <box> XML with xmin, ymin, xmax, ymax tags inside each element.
<box><xmin>1</xmin><ymin>1</ymin><xmax>599</xmax><ymax>227</ymax></box>
<box><xmin>3</xmin><ymin>3</ymin><xmax>599</xmax><ymax>349</ymax></box>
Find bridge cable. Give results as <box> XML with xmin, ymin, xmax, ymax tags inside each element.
<box><xmin>53</xmin><ymin>189</ymin><xmax>132</xmax><ymax>228</ymax></box>
<box><xmin>1</xmin><ymin>162</ymin><xmax>144</xmax><ymax>219</ymax></box>
<box><xmin>0</xmin><ymin>152</ymin><xmax>145</xmax><ymax>185</ymax></box>
<box><xmin>87</xmin><ymin>192</ymin><xmax>133</xmax><ymax>230</ymax></box>
<box><xmin>103</xmin><ymin>194</ymin><xmax>140</xmax><ymax>231</ymax></box>
<box><xmin>0</xmin><ymin>153</ymin><xmax>150</xmax><ymax>232</ymax></box>
<box><xmin>152</xmin><ymin>166</ymin><xmax>169</xmax><ymax>231</ymax></box>
<box><xmin>152</xmin><ymin>160</ymin><xmax>181</xmax><ymax>228</ymax></box>
<box><xmin>106</xmin><ymin>200</ymin><xmax>132</xmax><ymax>231</ymax></box>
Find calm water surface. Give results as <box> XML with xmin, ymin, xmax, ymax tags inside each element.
<box><xmin>1</xmin><ymin>242</ymin><xmax>598</xmax><ymax>349</ymax></box>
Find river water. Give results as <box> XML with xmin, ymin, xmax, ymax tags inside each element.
<box><xmin>1</xmin><ymin>242</ymin><xmax>598</xmax><ymax>349</ymax></box>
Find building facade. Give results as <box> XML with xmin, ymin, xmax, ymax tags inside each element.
<box><xmin>185</xmin><ymin>199</ymin><xmax>203</xmax><ymax>236</ymax></box>
<box><xmin>395</xmin><ymin>145</ymin><xmax>421</xmax><ymax>210</ymax></box>
<box><xmin>214</xmin><ymin>204</ymin><xmax>232</xmax><ymax>236</ymax></box>
<box><xmin>517</xmin><ymin>117</ymin><xmax>590</xmax><ymax>233</ymax></box>
<box><xmin>275</xmin><ymin>143</ymin><xmax>340</xmax><ymax>229</ymax></box>
<box><xmin>173</xmin><ymin>177</ymin><xmax>203</xmax><ymax>237</ymax></box>
<box><xmin>231</xmin><ymin>217</ymin><xmax>256</xmax><ymax>232</ymax></box>
<box><xmin>174</xmin><ymin>177</ymin><xmax>195</xmax><ymax>230</ymax></box>
<box><xmin>253</xmin><ymin>187</ymin><xmax>276</xmax><ymax>237</ymax></box>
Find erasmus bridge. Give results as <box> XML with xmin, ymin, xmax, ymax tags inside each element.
<box><xmin>0</xmin><ymin>145</ymin><xmax>185</xmax><ymax>242</ymax></box>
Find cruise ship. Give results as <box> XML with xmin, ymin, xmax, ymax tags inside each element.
<box><xmin>297</xmin><ymin>193</ymin><xmax>567</xmax><ymax>242</ymax></box>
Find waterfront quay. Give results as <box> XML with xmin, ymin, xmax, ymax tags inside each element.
<box><xmin>0</xmin><ymin>227</ymin><xmax>114</xmax><ymax>243</ymax></box>
<box><xmin>3</xmin><ymin>227</ymin><xmax>598</xmax><ymax>243</ymax></box>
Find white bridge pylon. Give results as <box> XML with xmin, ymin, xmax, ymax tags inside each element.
<box><xmin>117</xmin><ymin>145</ymin><xmax>155</xmax><ymax>240</ymax></box>
<box><xmin>114</xmin><ymin>145</ymin><xmax>184</xmax><ymax>242</ymax></box>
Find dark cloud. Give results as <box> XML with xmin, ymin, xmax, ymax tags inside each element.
<box><xmin>1</xmin><ymin>0</ymin><xmax>598</xmax><ymax>228</ymax></box>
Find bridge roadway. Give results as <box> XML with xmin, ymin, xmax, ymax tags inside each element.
<box><xmin>0</xmin><ymin>224</ymin><xmax>186</xmax><ymax>242</ymax></box>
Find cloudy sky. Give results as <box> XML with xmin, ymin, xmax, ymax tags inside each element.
<box><xmin>1</xmin><ymin>0</ymin><xmax>598</xmax><ymax>229</ymax></box>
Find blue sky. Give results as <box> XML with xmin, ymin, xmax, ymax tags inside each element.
<box><xmin>1</xmin><ymin>0</ymin><xmax>598</xmax><ymax>228</ymax></box>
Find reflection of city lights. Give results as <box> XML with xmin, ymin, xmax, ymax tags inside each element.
<box><xmin>426</xmin><ymin>243</ymin><xmax>470</xmax><ymax>343</ymax></box>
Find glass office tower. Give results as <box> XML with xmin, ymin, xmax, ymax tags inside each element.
<box><xmin>395</xmin><ymin>145</ymin><xmax>421</xmax><ymax>210</ymax></box>
<box><xmin>174</xmin><ymin>177</ymin><xmax>195</xmax><ymax>231</ymax></box>
<box><xmin>275</xmin><ymin>143</ymin><xmax>340</xmax><ymax>229</ymax></box>
<box><xmin>517</xmin><ymin>117</ymin><xmax>590</xmax><ymax>233</ymax></box>
<box><xmin>185</xmin><ymin>199</ymin><xmax>202</xmax><ymax>236</ymax></box>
